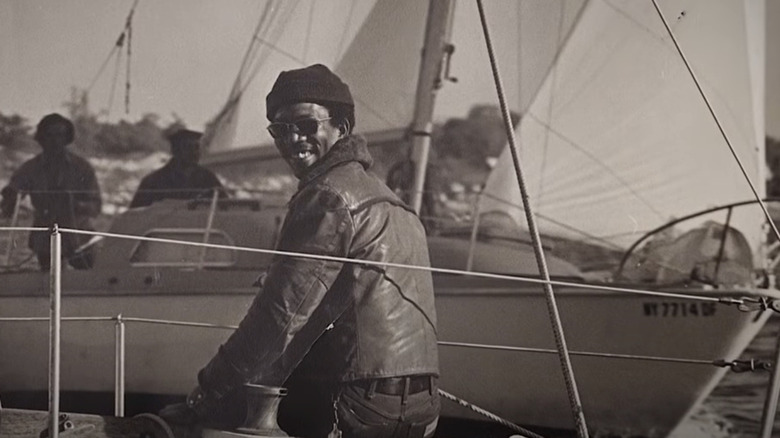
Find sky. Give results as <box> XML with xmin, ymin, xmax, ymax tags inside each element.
<box><xmin>2</xmin><ymin>0</ymin><xmax>779</xmax><ymax>146</ymax></box>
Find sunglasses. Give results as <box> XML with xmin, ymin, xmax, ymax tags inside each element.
<box><xmin>267</xmin><ymin>117</ymin><xmax>332</xmax><ymax>139</ymax></box>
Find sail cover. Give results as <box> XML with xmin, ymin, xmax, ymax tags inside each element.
<box><xmin>479</xmin><ymin>0</ymin><xmax>766</xmax><ymax>253</ymax></box>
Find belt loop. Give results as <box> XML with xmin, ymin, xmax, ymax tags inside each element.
<box><xmin>367</xmin><ymin>380</ymin><xmax>377</xmax><ymax>400</ymax></box>
<box><xmin>401</xmin><ymin>377</ymin><xmax>410</xmax><ymax>405</ymax></box>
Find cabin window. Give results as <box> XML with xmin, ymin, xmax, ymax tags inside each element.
<box><xmin>129</xmin><ymin>228</ymin><xmax>237</xmax><ymax>267</ymax></box>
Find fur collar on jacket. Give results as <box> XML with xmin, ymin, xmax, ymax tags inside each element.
<box><xmin>298</xmin><ymin>134</ymin><xmax>373</xmax><ymax>188</ymax></box>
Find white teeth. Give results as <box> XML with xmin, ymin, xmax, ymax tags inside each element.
<box><xmin>296</xmin><ymin>151</ymin><xmax>311</xmax><ymax>159</ymax></box>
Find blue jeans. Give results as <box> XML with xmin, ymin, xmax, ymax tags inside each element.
<box><xmin>278</xmin><ymin>377</ymin><xmax>440</xmax><ymax>438</ymax></box>
<box><xmin>334</xmin><ymin>379</ymin><xmax>440</xmax><ymax>438</ymax></box>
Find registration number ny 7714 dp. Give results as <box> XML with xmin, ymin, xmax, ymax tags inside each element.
<box><xmin>642</xmin><ymin>301</ymin><xmax>716</xmax><ymax>317</ymax></box>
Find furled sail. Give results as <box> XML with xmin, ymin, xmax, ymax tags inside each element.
<box><xmin>478</xmin><ymin>0</ymin><xmax>766</xmax><ymax>257</ymax></box>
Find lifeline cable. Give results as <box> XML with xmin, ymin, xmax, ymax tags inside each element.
<box><xmin>0</xmin><ymin>314</ymin><xmax>763</xmax><ymax>371</ymax></box>
<box><xmin>4</xmin><ymin>224</ymin><xmax>772</xmax><ymax>307</ymax></box>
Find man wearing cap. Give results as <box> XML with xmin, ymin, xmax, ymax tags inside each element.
<box><xmin>129</xmin><ymin>129</ymin><xmax>225</xmax><ymax>208</ymax></box>
<box><xmin>171</xmin><ymin>64</ymin><xmax>440</xmax><ymax>437</ymax></box>
<box><xmin>1</xmin><ymin>113</ymin><xmax>101</xmax><ymax>270</ymax></box>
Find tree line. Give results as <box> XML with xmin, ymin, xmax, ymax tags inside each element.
<box><xmin>3</xmin><ymin>96</ymin><xmax>780</xmax><ymax>198</ymax></box>
<box><xmin>0</xmin><ymin>87</ymin><xmax>185</xmax><ymax>157</ymax></box>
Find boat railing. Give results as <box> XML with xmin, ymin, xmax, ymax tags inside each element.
<box><xmin>0</xmin><ymin>314</ymin><xmax>237</xmax><ymax>419</ymax></box>
<box><xmin>0</xmin><ymin>186</ymin><xmax>291</xmax><ymax>272</ymax></box>
<box><xmin>3</xmin><ymin>224</ymin><xmax>780</xmax><ymax>437</ymax></box>
<box><xmin>614</xmin><ymin>198</ymin><xmax>780</xmax><ymax>284</ymax></box>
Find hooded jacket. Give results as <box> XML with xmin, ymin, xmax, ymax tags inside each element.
<box><xmin>198</xmin><ymin>135</ymin><xmax>439</xmax><ymax>399</ymax></box>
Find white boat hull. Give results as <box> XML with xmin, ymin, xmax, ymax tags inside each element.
<box><xmin>0</xmin><ymin>269</ymin><xmax>772</xmax><ymax>437</ymax></box>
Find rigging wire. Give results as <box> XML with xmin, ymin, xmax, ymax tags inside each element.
<box><xmin>238</xmin><ymin>0</ymin><xmax>291</xmax><ymax>94</ymax></box>
<box><xmin>208</xmin><ymin>0</ymin><xmax>398</xmax><ymax>141</ymax></box>
<box><xmin>649</xmin><ymin>4</ymin><xmax>779</xmax><ymax>435</ymax></box>
<box><xmin>85</xmin><ymin>34</ymin><xmax>124</xmax><ymax>94</ymax></box>
<box><xmin>124</xmin><ymin>3</ymin><xmax>135</xmax><ymax>114</ymax></box>
<box><xmin>203</xmin><ymin>0</ymin><xmax>286</xmax><ymax>149</ymax></box>
<box><xmin>649</xmin><ymin>0</ymin><xmax>780</xmax><ymax>247</ymax></box>
<box><xmin>233</xmin><ymin>0</ymin><xmax>278</xmax><ymax>94</ymax></box>
<box><xmin>241</xmin><ymin>2</ymin><xmax>302</xmax><ymax>95</ymax></box>
<box><xmin>83</xmin><ymin>0</ymin><xmax>139</xmax><ymax>118</ymax></box>
<box><xmin>250</xmin><ymin>35</ymin><xmax>307</xmax><ymax>67</ymax></box>
<box><xmin>104</xmin><ymin>43</ymin><xmax>124</xmax><ymax>117</ymax></box>
<box><xmin>474</xmin><ymin>2</ymin><xmax>589</xmax><ymax>436</ymax></box>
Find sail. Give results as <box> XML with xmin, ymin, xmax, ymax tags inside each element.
<box><xmin>202</xmin><ymin>1</ymin><xmax>301</xmax><ymax>152</ymax></box>
<box><xmin>335</xmin><ymin>0</ymin><xmax>429</xmax><ymax>134</ymax></box>
<box><xmin>203</xmin><ymin>0</ymin><xmax>588</xmax><ymax>151</ymax></box>
<box><xmin>204</xmin><ymin>0</ymin><xmax>426</xmax><ymax>152</ymax></box>
<box><xmin>479</xmin><ymin>0</ymin><xmax>766</xmax><ymax>254</ymax></box>
<box><xmin>437</xmin><ymin>0</ymin><xmax>587</xmax><ymax>119</ymax></box>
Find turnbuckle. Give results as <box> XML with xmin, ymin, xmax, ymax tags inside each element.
<box><xmin>735</xmin><ymin>296</ymin><xmax>780</xmax><ymax>313</ymax></box>
<box><xmin>713</xmin><ymin>358</ymin><xmax>772</xmax><ymax>373</ymax></box>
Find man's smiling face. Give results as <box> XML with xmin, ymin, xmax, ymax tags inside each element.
<box><xmin>271</xmin><ymin>102</ymin><xmax>342</xmax><ymax>179</ymax></box>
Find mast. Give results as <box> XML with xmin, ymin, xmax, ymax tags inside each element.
<box><xmin>408</xmin><ymin>0</ymin><xmax>456</xmax><ymax>215</ymax></box>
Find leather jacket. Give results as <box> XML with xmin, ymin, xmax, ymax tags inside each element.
<box><xmin>198</xmin><ymin>135</ymin><xmax>438</xmax><ymax>399</ymax></box>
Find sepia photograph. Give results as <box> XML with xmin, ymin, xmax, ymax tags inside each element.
<box><xmin>2</xmin><ymin>1</ymin><xmax>780</xmax><ymax>437</ymax></box>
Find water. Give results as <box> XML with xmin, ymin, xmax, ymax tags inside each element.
<box><xmin>683</xmin><ymin>315</ymin><xmax>780</xmax><ymax>437</ymax></box>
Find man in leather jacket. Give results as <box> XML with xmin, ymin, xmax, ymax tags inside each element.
<box><xmin>174</xmin><ymin>64</ymin><xmax>440</xmax><ymax>438</ymax></box>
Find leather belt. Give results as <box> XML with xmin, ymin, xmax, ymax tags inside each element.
<box><xmin>363</xmin><ymin>375</ymin><xmax>435</xmax><ymax>396</ymax></box>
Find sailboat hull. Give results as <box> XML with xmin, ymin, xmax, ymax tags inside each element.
<box><xmin>435</xmin><ymin>277</ymin><xmax>773</xmax><ymax>436</ymax></box>
<box><xmin>0</xmin><ymin>268</ymin><xmax>771</xmax><ymax>437</ymax></box>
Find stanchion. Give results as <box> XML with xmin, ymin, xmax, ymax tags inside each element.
<box><xmin>48</xmin><ymin>224</ymin><xmax>62</xmax><ymax>438</ymax></box>
<box><xmin>198</xmin><ymin>189</ymin><xmax>220</xmax><ymax>269</ymax></box>
<box><xmin>115</xmin><ymin>314</ymin><xmax>126</xmax><ymax>417</ymax></box>
<box><xmin>759</xmin><ymin>319</ymin><xmax>780</xmax><ymax>437</ymax></box>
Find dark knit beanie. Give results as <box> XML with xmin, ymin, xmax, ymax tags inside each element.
<box><xmin>266</xmin><ymin>64</ymin><xmax>354</xmax><ymax>121</ymax></box>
